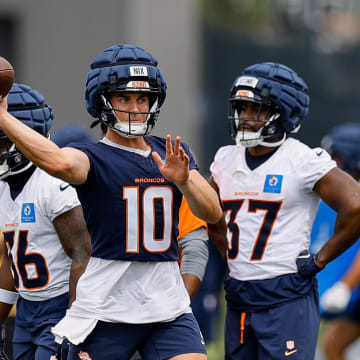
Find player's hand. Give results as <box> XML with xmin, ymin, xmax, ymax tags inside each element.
<box><xmin>0</xmin><ymin>325</ymin><xmax>9</xmax><ymax>360</ymax></box>
<box><xmin>296</xmin><ymin>250</ymin><xmax>323</xmax><ymax>278</ymax></box>
<box><xmin>152</xmin><ymin>135</ymin><xmax>189</xmax><ymax>185</ymax></box>
<box><xmin>321</xmin><ymin>281</ymin><xmax>351</xmax><ymax>313</ymax></box>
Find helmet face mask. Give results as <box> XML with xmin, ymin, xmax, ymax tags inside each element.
<box><xmin>0</xmin><ymin>83</ymin><xmax>53</xmax><ymax>180</ymax></box>
<box><xmin>85</xmin><ymin>44</ymin><xmax>167</xmax><ymax>138</ymax></box>
<box><xmin>230</xmin><ymin>96</ymin><xmax>284</xmax><ymax>148</ymax></box>
<box><xmin>0</xmin><ymin>141</ymin><xmax>32</xmax><ymax>180</ymax></box>
<box><xmin>228</xmin><ymin>63</ymin><xmax>309</xmax><ymax>148</ymax></box>
<box><xmin>100</xmin><ymin>91</ymin><xmax>159</xmax><ymax>139</ymax></box>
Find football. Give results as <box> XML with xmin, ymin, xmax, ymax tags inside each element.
<box><xmin>0</xmin><ymin>56</ymin><xmax>15</xmax><ymax>99</ymax></box>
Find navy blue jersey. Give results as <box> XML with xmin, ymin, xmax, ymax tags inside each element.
<box><xmin>71</xmin><ymin>135</ymin><xmax>199</xmax><ymax>261</ymax></box>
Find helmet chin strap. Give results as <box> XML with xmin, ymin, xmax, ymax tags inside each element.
<box><xmin>257</xmin><ymin>132</ymin><xmax>287</xmax><ymax>147</ymax></box>
<box><xmin>111</xmin><ymin>120</ymin><xmax>147</xmax><ymax>139</ymax></box>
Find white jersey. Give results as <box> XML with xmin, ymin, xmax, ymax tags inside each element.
<box><xmin>210</xmin><ymin>138</ymin><xmax>336</xmax><ymax>281</ymax></box>
<box><xmin>0</xmin><ymin>167</ymin><xmax>80</xmax><ymax>301</ymax></box>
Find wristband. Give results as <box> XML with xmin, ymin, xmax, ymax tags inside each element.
<box><xmin>0</xmin><ymin>289</ymin><xmax>18</xmax><ymax>304</ymax></box>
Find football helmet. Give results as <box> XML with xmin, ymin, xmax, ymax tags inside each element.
<box><xmin>85</xmin><ymin>44</ymin><xmax>167</xmax><ymax>138</ymax></box>
<box><xmin>321</xmin><ymin>123</ymin><xmax>360</xmax><ymax>174</ymax></box>
<box><xmin>0</xmin><ymin>83</ymin><xmax>53</xmax><ymax>180</ymax></box>
<box><xmin>229</xmin><ymin>62</ymin><xmax>310</xmax><ymax>147</ymax></box>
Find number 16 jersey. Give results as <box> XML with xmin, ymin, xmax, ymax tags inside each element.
<box><xmin>0</xmin><ymin>167</ymin><xmax>80</xmax><ymax>301</ymax></box>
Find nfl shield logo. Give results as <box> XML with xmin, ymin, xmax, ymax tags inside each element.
<box><xmin>286</xmin><ymin>340</ymin><xmax>295</xmax><ymax>350</ymax></box>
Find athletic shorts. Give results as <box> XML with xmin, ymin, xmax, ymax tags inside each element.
<box><xmin>225</xmin><ymin>286</ymin><xmax>320</xmax><ymax>360</ymax></box>
<box><xmin>67</xmin><ymin>313</ymin><xmax>206</xmax><ymax>360</ymax></box>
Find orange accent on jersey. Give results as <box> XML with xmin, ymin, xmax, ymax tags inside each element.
<box><xmin>177</xmin><ymin>197</ymin><xmax>206</xmax><ymax>240</ymax></box>
<box><xmin>134</xmin><ymin>177</ymin><xmax>165</xmax><ymax>183</ymax></box>
<box><xmin>177</xmin><ymin>197</ymin><xmax>207</xmax><ymax>266</ymax></box>
<box><xmin>5</xmin><ymin>223</ymin><xmax>19</xmax><ymax>228</ymax></box>
<box><xmin>240</xmin><ymin>312</ymin><xmax>246</xmax><ymax>344</ymax></box>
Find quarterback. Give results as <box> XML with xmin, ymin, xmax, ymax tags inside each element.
<box><xmin>0</xmin><ymin>45</ymin><xmax>222</xmax><ymax>360</ymax></box>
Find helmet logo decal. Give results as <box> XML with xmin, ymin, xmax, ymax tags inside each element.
<box><xmin>126</xmin><ymin>81</ymin><xmax>150</xmax><ymax>89</ymax></box>
<box><xmin>129</xmin><ymin>66</ymin><xmax>148</xmax><ymax>76</ymax></box>
<box><xmin>235</xmin><ymin>90</ymin><xmax>254</xmax><ymax>98</ymax></box>
<box><xmin>235</xmin><ymin>76</ymin><xmax>258</xmax><ymax>88</ymax></box>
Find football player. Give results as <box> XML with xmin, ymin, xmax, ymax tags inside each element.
<box><xmin>314</xmin><ymin>123</ymin><xmax>360</xmax><ymax>360</ymax></box>
<box><xmin>0</xmin><ymin>44</ymin><xmax>223</xmax><ymax>360</ymax></box>
<box><xmin>0</xmin><ymin>84</ymin><xmax>91</xmax><ymax>360</ymax></box>
<box><xmin>53</xmin><ymin>120</ymin><xmax>211</xmax><ymax>360</ymax></box>
<box><xmin>207</xmin><ymin>62</ymin><xmax>360</xmax><ymax>360</ymax></box>
<box><xmin>52</xmin><ymin>124</ymin><xmax>210</xmax><ymax>300</ymax></box>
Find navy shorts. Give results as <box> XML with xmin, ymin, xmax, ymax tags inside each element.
<box><xmin>225</xmin><ymin>287</ymin><xmax>320</xmax><ymax>360</ymax></box>
<box><xmin>67</xmin><ymin>313</ymin><xmax>206</xmax><ymax>360</ymax></box>
<box><xmin>12</xmin><ymin>293</ymin><xmax>70</xmax><ymax>360</ymax></box>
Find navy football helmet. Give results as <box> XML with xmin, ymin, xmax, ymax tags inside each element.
<box><xmin>85</xmin><ymin>44</ymin><xmax>167</xmax><ymax>138</ymax></box>
<box><xmin>321</xmin><ymin>123</ymin><xmax>360</xmax><ymax>175</ymax></box>
<box><xmin>0</xmin><ymin>83</ymin><xmax>53</xmax><ymax>180</ymax></box>
<box><xmin>229</xmin><ymin>62</ymin><xmax>310</xmax><ymax>147</ymax></box>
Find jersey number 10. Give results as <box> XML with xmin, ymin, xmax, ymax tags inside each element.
<box><xmin>124</xmin><ymin>186</ymin><xmax>173</xmax><ymax>253</ymax></box>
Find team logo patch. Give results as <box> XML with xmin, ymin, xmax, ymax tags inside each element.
<box><xmin>21</xmin><ymin>203</ymin><xmax>36</xmax><ymax>223</ymax></box>
<box><xmin>263</xmin><ymin>175</ymin><xmax>283</xmax><ymax>193</ymax></box>
<box><xmin>129</xmin><ymin>66</ymin><xmax>148</xmax><ymax>77</ymax></box>
<box><xmin>78</xmin><ymin>350</ymin><xmax>93</xmax><ymax>360</ymax></box>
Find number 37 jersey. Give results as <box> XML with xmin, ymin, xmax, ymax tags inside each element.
<box><xmin>0</xmin><ymin>167</ymin><xmax>81</xmax><ymax>301</ymax></box>
<box><xmin>210</xmin><ymin>138</ymin><xmax>336</xmax><ymax>281</ymax></box>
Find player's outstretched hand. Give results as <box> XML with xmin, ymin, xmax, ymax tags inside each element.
<box><xmin>152</xmin><ymin>135</ymin><xmax>189</xmax><ymax>186</ymax></box>
<box><xmin>0</xmin><ymin>325</ymin><xmax>9</xmax><ymax>360</ymax></box>
<box><xmin>296</xmin><ymin>250</ymin><xmax>323</xmax><ymax>278</ymax></box>
<box><xmin>321</xmin><ymin>281</ymin><xmax>351</xmax><ymax>313</ymax></box>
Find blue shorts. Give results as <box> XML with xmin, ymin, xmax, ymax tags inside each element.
<box><xmin>225</xmin><ymin>287</ymin><xmax>320</xmax><ymax>360</ymax></box>
<box><xmin>67</xmin><ymin>313</ymin><xmax>206</xmax><ymax>360</ymax></box>
<box><xmin>13</xmin><ymin>293</ymin><xmax>69</xmax><ymax>360</ymax></box>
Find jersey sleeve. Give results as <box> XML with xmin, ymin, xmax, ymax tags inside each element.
<box><xmin>177</xmin><ymin>197</ymin><xmax>206</xmax><ymax>239</ymax></box>
<box><xmin>209</xmin><ymin>146</ymin><xmax>228</xmax><ymax>186</ymax></box>
<box><xmin>40</xmin><ymin>172</ymin><xmax>81</xmax><ymax>222</ymax></box>
<box><xmin>300</xmin><ymin>147</ymin><xmax>337</xmax><ymax>192</ymax></box>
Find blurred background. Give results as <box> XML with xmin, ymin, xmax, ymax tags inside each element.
<box><xmin>1</xmin><ymin>0</ymin><xmax>360</xmax><ymax>359</ymax></box>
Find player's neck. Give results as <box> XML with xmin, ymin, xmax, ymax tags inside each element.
<box><xmin>106</xmin><ymin>128</ymin><xmax>151</xmax><ymax>151</ymax></box>
<box><xmin>247</xmin><ymin>145</ymin><xmax>279</xmax><ymax>157</ymax></box>
<box><xmin>4</xmin><ymin>164</ymin><xmax>36</xmax><ymax>189</ymax></box>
